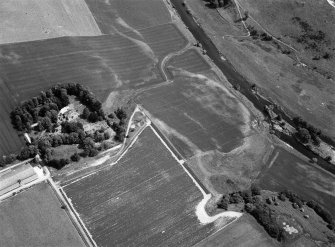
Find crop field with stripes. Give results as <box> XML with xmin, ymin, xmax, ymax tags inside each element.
<box><xmin>64</xmin><ymin>127</ymin><xmax>216</xmax><ymax>247</ymax></box>
<box><xmin>138</xmin><ymin>75</ymin><xmax>246</xmax><ymax>158</ymax></box>
<box><xmin>85</xmin><ymin>0</ymin><xmax>172</xmax><ymax>34</ymax></box>
<box><xmin>167</xmin><ymin>48</ymin><xmax>211</xmax><ymax>74</ymax></box>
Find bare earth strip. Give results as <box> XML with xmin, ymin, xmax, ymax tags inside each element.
<box><xmin>0</xmin><ymin>0</ymin><xmax>101</xmax><ymax>44</ymax></box>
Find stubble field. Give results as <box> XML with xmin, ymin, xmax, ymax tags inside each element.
<box><xmin>84</xmin><ymin>0</ymin><xmax>172</xmax><ymax>34</ymax></box>
<box><xmin>0</xmin><ymin>0</ymin><xmax>101</xmax><ymax>44</ymax></box>
<box><xmin>64</xmin><ymin>127</ymin><xmax>216</xmax><ymax>247</ymax></box>
<box><xmin>167</xmin><ymin>48</ymin><xmax>211</xmax><ymax>74</ymax></box>
<box><xmin>0</xmin><ymin>182</ymin><xmax>85</xmax><ymax>247</ymax></box>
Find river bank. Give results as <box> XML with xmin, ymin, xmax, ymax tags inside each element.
<box><xmin>169</xmin><ymin>0</ymin><xmax>334</xmax><ymax>175</ymax></box>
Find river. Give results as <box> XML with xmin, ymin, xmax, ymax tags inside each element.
<box><xmin>170</xmin><ymin>0</ymin><xmax>334</xmax><ymax>174</ymax></box>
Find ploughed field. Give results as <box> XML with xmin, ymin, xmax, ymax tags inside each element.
<box><xmin>0</xmin><ymin>182</ymin><xmax>85</xmax><ymax>247</ymax></box>
<box><xmin>64</xmin><ymin>127</ymin><xmax>215</xmax><ymax>247</ymax></box>
<box><xmin>258</xmin><ymin>147</ymin><xmax>335</xmax><ymax>216</ymax></box>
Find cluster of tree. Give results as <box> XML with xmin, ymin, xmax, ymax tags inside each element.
<box><xmin>48</xmin><ymin>158</ymin><xmax>70</xmax><ymax>170</ymax></box>
<box><xmin>79</xmin><ymin>137</ymin><xmax>99</xmax><ymax>157</ymax></box>
<box><xmin>218</xmin><ymin>185</ymin><xmax>286</xmax><ymax>241</ymax></box>
<box><xmin>278</xmin><ymin>190</ymin><xmax>304</xmax><ymax>207</ymax></box>
<box><xmin>107</xmin><ymin>107</ymin><xmax>127</xmax><ymax>142</ymax></box>
<box><xmin>17</xmin><ymin>145</ymin><xmax>39</xmax><ymax>161</ymax></box>
<box><xmin>81</xmin><ymin>106</ymin><xmax>104</xmax><ymax>123</ymax></box>
<box><xmin>217</xmin><ymin>184</ymin><xmax>261</xmax><ymax>210</ymax></box>
<box><xmin>0</xmin><ymin>154</ymin><xmax>17</xmax><ymax>167</ymax></box>
<box><xmin>10</xmin><ymin>89</ymin><xmax>67</xmax><ymax>132</ymax></box>
<box><xmin>247</xmin><ymin>202</ymin><xmax>283</xmax><ymax>240</ymax></box>
<box><xmin>10</xmin><ymin>83</ymin><xmax>105</xmax><ymax>133</ymax></box>
<box><xmin>206</xmin><ymin>0</ymin><xmax>229</xmax><ymax>8</ymax></box>
<box><xmin>306</xmin><ymin>200</ymin><xmax>334</xmax><ymax>230</ymax></box>
<box><xmin>293</xmin><ymin>117</ymin><xmax>321</xmax><ymax>145</ymax></box>
<box><xmin>61</xmin><ymin>121</ymin><xmax>84</xmax><ymax>134</ymax></box>
<box><xmin>249</xmin><ymin>26</ymin><xmax>272</xmax><ymax>41</ymax></box>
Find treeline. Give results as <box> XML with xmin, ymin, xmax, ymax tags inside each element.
<box><xmin>217</xmin><ymin>187</ymin><xmax>335</xmax><ymax>241</ymax></box>
<box><xmin>206</xmin><ymin>0</ymin><xmax>230</xmax><ymax>8</ymax></box>
<box><xmin>218</xmin><ymin>186</ymin><xmax>283</xmax><ymax>240</ymax></box>
<box><xmin>248</xmin><ymin>26</ymin><xmax>273</xmax><ymax>41</ymax></box>
<box><xmin>306</xmin><ymin>201</ymin><xmax>334</xmax><ymax>230</ymax></box>
<box><xmin>10</xmin><ymin>83</ymin><xmax>104</xmax><ymax>133</ymax></box>
<box><xmin>293</xmin><ymin>116</ymin><xmax>322</xmax><ymax>146</ymax></box>
<box><xmin>107</xmin><ymin>108</ymin><xmax>127</xmax><ymax>142</ymax></box>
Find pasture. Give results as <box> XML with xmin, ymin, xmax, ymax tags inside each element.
<box><xmin>0</xmin><ymin>182</ymin><xmax>85</xmax><ymax>247</ymax></box>
<box><xmin>0</xmin><ymin>0</ymin><xmax>101</xmax><ymax>44</ymax></box>
<box><xmin>138</xmin><ymin>74</ymin><xmax>246</xmax><ymax>158</ymax></box>
<box><xmin>258</xmin><ymin>147</ymin><xmax>335</xmax><ymax>216</ymax></box>
<box><xmin>167</xmin><ymin>48</ymin><xmax>211</xmax><ymax>74</ymax></box>
<box><xmin>84</xmin><ymin>0</ymin><xmax>171</xmax><ymax>34</ymax></box>
<box><xmin>64</xmin><ymin>127</ymin><xmax>216</xmax><ymax>247</ymax></box>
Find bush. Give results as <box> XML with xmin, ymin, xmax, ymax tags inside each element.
<box><xmin>280</xmin><ymin>190</ymin><xmax>304</xmax><ymax>207</ymax></box>
<box><xmin>229</xmin><ymin>192</ymin><xmax>244</xmax><ymax>204</ymax></box>
<box><xmin>296</xmin><ymin>128</ymin><xmax>311</xmax><ymax>143</ymax></box>
<box><xmin>115</xmin><ymin>108</ymin><xmax>127</xmax><ymax>121</ymax></box>
<box><xmin>71</xmin><ymin>153</ymin><xmax>80</xmax><ymax>162</ymax></box>
<box><xmin>218</xmin><ymin>195</ymin><xmax>229</xmax><ymax>210</ymax></box>
<box><xmin>241</xmin><ymin>190</ymin><xmax>253</xmax><ymax>203</ymax></box>
<box><xmin>251</xmin><ymin>184</ymin><xmax>261</xmax><ymax>196</ymax></box>
<box><xmin>61</xmin><ymin>121</ymin><xmax>84</xmax><ymax>134</ymax></box>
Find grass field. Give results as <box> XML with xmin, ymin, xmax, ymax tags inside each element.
<box><xmin>196</xmin><ymin>214</ymin><xmax>278</xmax><ymax>247</ymax></box>
<box><xmin>64</xmin><ymin>127</ymin><xmax>217</xmax><ymax>247</ymax></box>
<box><xmin>186</xmin><ymin>0</ymin><xmax>335</xmax><ymax>140</ymax></box>
<box><xmin>0</xmin><ymin>0</ymin><xmax>101</xmax><ymax>44</ymax></box>
<box><xmin>258</xmin><ymin>147</ymin><xmax>335</xmax><ymax>216</ymax></box>
<box><xmin>138</xmin><ymin>74</ymin><xmax>247</xmax><ymax>158</ymax></box>
<box><xmin>0</xmin><ymin>182</ymin><xmax>85</xmax><ymax>247</ymax></box>
<box><xmin>85</xmin><ymin>0</ymin><xmax>171</xmax><ymax>34</ymax></box>
<box><xmin>167</xmin><ymin>48</ymin><xmax>211</xmax><ymax>74</ymax></box>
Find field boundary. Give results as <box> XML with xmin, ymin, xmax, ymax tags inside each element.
<box><xmin>48</xmin><ymin>177</ymin><xmax>96</xmax><ymax>247</ymax></box>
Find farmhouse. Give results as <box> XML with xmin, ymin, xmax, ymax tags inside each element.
<box><xmin>0</xmin><ymin>163</ymin><xmax>38</xmax><ymax>196</ymax></box>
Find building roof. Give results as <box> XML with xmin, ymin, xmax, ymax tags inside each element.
<box><xmin>0</xmin><ymin>164</ymin><xmax>37</xmax><ymax>195</ymax></box>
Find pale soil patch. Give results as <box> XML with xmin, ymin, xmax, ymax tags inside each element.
<box><xmin>188</xmin><ymin>132</ymin><xmax>272</xmax><ymax>195</ymax></box>
<box><xmin>0</xmin><ymin>0</ymin><xmax>101</xmax><ymax>44</ymax></box>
